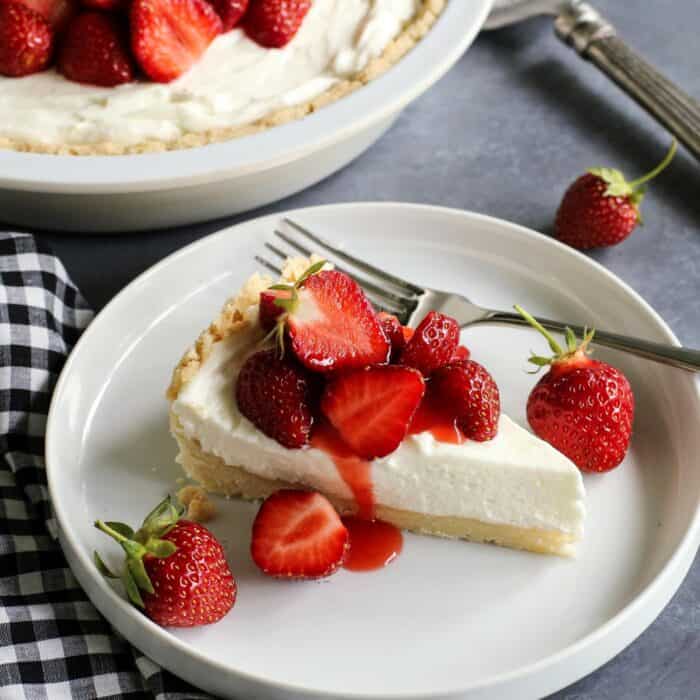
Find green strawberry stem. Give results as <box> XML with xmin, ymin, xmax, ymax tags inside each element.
<box><xmin>627</xmin><ymin>139</ymin><xmax>677</xmax><ymax>189</ymax></box>
<box><xmin>514</xmin><ymin>305</ymin><xmax>595</xmax><ymax>368</ymax></box>
<box><xmin>93</xmin><ymin>496</ymin><xmax>183</xmax><ymax>608</ymax></box>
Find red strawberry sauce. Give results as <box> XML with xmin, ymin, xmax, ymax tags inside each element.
<box><xmin>310</xmin><ymin>401</ymin><xmax>462</xmax><ymax>572</ymax></box>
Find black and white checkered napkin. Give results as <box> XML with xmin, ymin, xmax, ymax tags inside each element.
<box><xmin>0</xmin><ymin>233</ymin><xmax>213</xmax><ymax>699</ymax></box>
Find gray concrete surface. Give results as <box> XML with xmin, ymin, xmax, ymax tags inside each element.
<box><xmin>11</xmin><ymin>0</ymin><xmax>698</xmax><ymax>697</ymax></box>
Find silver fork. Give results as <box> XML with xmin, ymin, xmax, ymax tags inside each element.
<box><xmin>255</xmin><ymin>219</ymin><xmax>700</xmax><ymax>372</ymax></box>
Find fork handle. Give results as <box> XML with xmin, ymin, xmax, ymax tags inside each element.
<box><xmin>554</xmin><ymin>2</ymin><xmax>700</xmax><ymax>161</ymax></box>
<box><xmin>478</xmin><ymin>311</ymin><xmax>700</xmax><ymax>372</ymax></box>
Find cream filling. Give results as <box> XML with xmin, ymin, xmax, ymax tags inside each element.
<box><xmin>171</xmin><ymin>309</ymin><xmax>586</xmax><ymax>538</ymax></box>
<box><xmin>0</xmin><ymin>0</ymin><xmax>420</xmax><ymax>147</ymax></box>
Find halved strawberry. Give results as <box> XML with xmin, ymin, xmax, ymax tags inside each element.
<box><xmin>1</xmin><ymin>0</ymin><xmax>76</xmax><ymax>33</ymax></box>
<box><xmin>377</xmin><ymin>311</ymin><xmax>408</xmax><ymax>361</ymax></box>
<box><xmin>251</xmin><ymin>490</ymin><xmax>349</xmax><ymax>579</ymax></box>
<box><xmin>131</xmin><ymin>0</ymin><xmax>222</xmax><ymax>83</ymax></box>
<box><xmin>259</xmin><ymin>288</ymin><xmax>292</xmax><ymax>332</ymax></box>
<box><xmin>208</xmin><ymin>0</ymin><xmax>246</xmax><ymax>31</ymax></box>
<box><xmin>452</xmin><ymin>345</ymin><xmax>471</xmax><ymax>361</ymax></box>
<box><xmin>279</xmin><ymin>268</ymin><xmax>390</xmax><ymax>373</ymax></box>
<box><xmin>235</xmin><ymin>349</ymin><xmax>318</xmax><ymax>449</ymax></box>
<box><xmin>243</xmin><ymin>0</ymin><xmax>309</xmax><ymax>48</ymax></box>
<box><xmin>58</xmin><ymin>12</ymin><xmax>134</xmax><ymax>87</ymax></box>
<box><xmin>0</xmin><ymin>2</ymin><xmax>53</xmax><ymax>77</ymax></box>
<box><xmin>321</xmin><ymin>365</ymin><xmax>425</xmax><ymax>459</ymax></box>
<box><xmin>431</xmin><ymin>360</ymin><xmax>500</xmax><ymax>441</ymax></box>
<box><xmin>400</xmin><ymin>311</ymin><xmax>460</xmax><ymax>377</ymax></box>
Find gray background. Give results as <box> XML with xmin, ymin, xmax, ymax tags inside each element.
<box><xmin>14</xmin><ymin>0</ymin><xmax>700</xmax><ymax>697</ymax></box>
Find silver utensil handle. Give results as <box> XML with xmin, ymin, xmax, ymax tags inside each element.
<box><xmin>554</xmin><ymin>2</ymin><xmax>700</xmax><ymax>161</ymax></box>
<box><xmin>480</xmin><ymin>311</ymin><xmax>700</xmax><ymax>372</ymax></box>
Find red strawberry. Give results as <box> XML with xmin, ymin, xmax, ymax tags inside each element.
<box><xmin>431</xmin><ymin>360</ymin><xmax>500</xmax><ymax>441</ymax></box>
<box><xmin>259</xmin><ymin>287</ymin><xmax>291</xmax><ymax>332</ymax></box>
<box><xmin>273</xmin><ymin>263</ymin><xmax>390</xmax><ymax>374</ymax></box>
<box><xmin>243</xmin><ymin>0</ymin><xmax>309</xmax><ymax>48</ymax></box>
<box><xmin>516</xmin><ymin>306</ymin><xmax>634</xmax><ymax>472</ymax></box>
<box><xmin>377</xmin><ymin>311</ymin><xmax>408</xmax><ymax>360</ymax></box>
<box><xmin>251</xmin><ymin>490</ymin><xmax>349</xmax><ymax>579</ymax></box>
<box><xmin>452</xmin><ymin>345</ymin><xmax>471</xmax><ymax>361</ymax></box>
<box><xmin>321</xmin><ymin>365</ymin><xmax>425</xmax><ymax>459</ymax></box>
<box><xmin>1</xmin><ymin>0</ymin><xmax>75</xmax><ymax>33</ymax></box>
<box><xmin>208</xmin><ymin>0</ymin><xmax>246</xmax><ymax>31</ymax></box>
<box><xmin>555</xmin><ymin>141</ymin><xmax>676</xmax><ymax>249</ymax></box>
<box><xmin>58</xmin><ymin>12</ymin><xmax>134</xmax><ymax>87</ymax></box>
<box><xmin>0</xmin><ymin>3</ymin><xmax>53</xmax><ymax>77</ymax></box>
<box><xmin>81</xmin><ymin>0</ymin><xmax>125</xmax><ymax>11</ymax></box>
<box><xmin>235</xmin><ymin>348</ymin><xmax>317</xmax><ymax>449</ymax></box>
<box><xmin>400</xmin><ymin>311</ymin><xmax>460</xmax><ymax>377</ymax></box>
<box><xmin>131</xmin><ymin>0</ymin><xmax>222</xmax><ymax>83</ymax></box>
<box><xmin>94</xmin><ymin>496</ymin><xmax>236</xmax><ymax>627</ymax></box>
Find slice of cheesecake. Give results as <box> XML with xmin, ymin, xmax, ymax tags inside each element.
<box><xmin>167</xmin><ymin>258</ymin><xmax>585</xmax><ymax>556</ymax></box>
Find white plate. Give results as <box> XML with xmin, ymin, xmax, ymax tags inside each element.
<box><xmin>0</xmin><ymin>2</ymin><xmax>492</xmax><ymax>232</ymax></box>
<box><xmin>46</xmin><ymin>203</ymin><xmax>700</xmax><ymax>699</ymax></box>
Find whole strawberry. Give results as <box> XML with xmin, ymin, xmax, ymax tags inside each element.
<box><xmin>0</xmin><ymin>2</ymin><xmax>53</xmax><ymax>77</ymax></box>
<box><xmin>515</xmin><ymin>306</ymin><xmax>634</xmax><ymax>473</ymax></box>
<box><xmin>94</xmin><ymin>496</ymin><xmax>236</xmax><ymax>627</ymax></box>
<box><xmin>555</xmin><ymin>140</ymin><xmax>676</xmax><ymax>250</ymax></box>
<box><xmin>243</xmin><ymin>0</ymin><xmax>310</xmax><ymax>48</ymax></box>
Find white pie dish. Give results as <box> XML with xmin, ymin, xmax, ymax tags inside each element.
<box><xmin>0</xmin><ymin>1</ymin><xmax>491</xmax><ymax>233</ymax></box>
<box><xmin>46</xmin><ymin>203</ymin><xmax>700</xmax><ymax>699</ymax></box>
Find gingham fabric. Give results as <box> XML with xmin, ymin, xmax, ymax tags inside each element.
<box><xmin>0</xmin><ymin>233</ymin><xmax>212</xmax><ymax>700</ymax></box>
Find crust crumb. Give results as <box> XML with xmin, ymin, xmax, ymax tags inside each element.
<box><xmin>177</xmin><ymin>485</ymin><xmax>217</xmax><ymax>523</ymax></box>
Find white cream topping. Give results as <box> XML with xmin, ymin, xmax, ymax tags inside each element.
<box><xmin>0</xmin><ymin>0</ymin><xmax>419</xmax><ymax>147</ymax></box>
<box><xmin>172</xmin><ymin>308</ymin><xmax>586</xmax><ymax>539</ymax></box>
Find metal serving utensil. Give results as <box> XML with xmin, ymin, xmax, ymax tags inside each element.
<box><xmin>485</xmin><ymin>0</ymin><xmax>700</xmax><ymax>162</ymax></box>
<box><xmin>254</xmin><ymin>219</ymin><xmax>700</xmax><ymax>373</ymax></box>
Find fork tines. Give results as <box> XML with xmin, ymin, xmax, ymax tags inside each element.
<box><xmin>255</xmin><ymin>218</ymin><xmax>422</xmax><ymax>319</ymax></box>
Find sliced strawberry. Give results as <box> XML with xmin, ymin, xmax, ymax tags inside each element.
<box><xmin>131</xmin><ymin>0</ymin><xmax>222</xmax><ymax>83</ymax></box>
<box><xmin>251</xmin><ymin>490</ymin><xmax>349</xmax><ymax>579</ymax></box>
<box><xmin>321</xmin><ymin>365</ymin><xmax>425</xmax><ymax>459</ymax></box>
<box><xmin>285</xmin><ymin>270</ymin><xmax>390</xmax><ymax>373</ymax></box>
<box><xmin>81</xmin><ymin>0</ymin><xmax>125</xmax><ymax>11</ymax></box>
<box><xmin>0</xmin><ymin>2</ymin><xmax>53</xmax><ymax>77</ymax></box>
<box><xmin>377</xmin><ymin>311</ymin><xmax>408</xmax><ymax>361</ymax></box>
<box><xmin>400</xmin><ymin>311</ymin><xmax>459</xmax><ymax>377</ymax></box>
<box><xmin>58</xmin><ymin>12</ymin><xmax>134</xmax><ymax>87</ymax></box>
<box><xmin>1</xmin><ymin>0</ymin><xmax>76</xmax><ymax>33</ymax></box>
<box><xmin>431</xmin><ymin>360</ymin><xmax>500</xmax><ymax>441</ymax></box>
<box><xmin>452</xmin><ymin>345</ymin><xmax>471</xmax><ymax>361</ymax></box>
<box><xmin>235</xmin><ymin>349</ymin><xmax>318</xmax><ymax>449</ymax></box>
<box><xmin>401</xmin><ymin>326</ymin><xmax>414</xmax><ymax>343</ymax></box>
<box><xmin>208</xmin><ymin>0</ymin><xmax>246</xmax><ymax>31</ymax></box>
<box><xmin>259</xmin><ymin>288</ymin><xmax>292</xmax><ymax>332</ymax></box>
<box><xmin>243</xmin><ymin>0</ymin><xmax>309</xmax><ymax>48</ymax></box>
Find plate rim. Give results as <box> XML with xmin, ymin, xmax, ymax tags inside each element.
<box><xmin>46</xmin><ymin>202</ymin><xmax>700</xmax><ymax>699</ymax></box>
<box><xmin>0</xmin><ymin>1</ymin><xmax>492</xmax><ymax>194</ymax></box>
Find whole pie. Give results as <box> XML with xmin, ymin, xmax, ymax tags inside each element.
<box><xmin>167</xmin><ymin>257</ymin><xmax>586</xmax><ymax>557</ymax></box>
<box><xmin>0</xmin><ymin>0</ymin><xmax>446</xmax><ymax>155</ymax></box>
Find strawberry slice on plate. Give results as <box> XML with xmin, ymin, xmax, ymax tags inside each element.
<box><xmin>274</xmin><ymin>264</ymin><xmax>390</xmax><ymax>373</ymax></box>
<box><xmin>321</xmin><ymin>365</ymin><xmax>425</xmax><ymax>459</ymax></box>
<box><xmin>131</xmin><ymin>0</ymin><xmax>222</xmax><ymax>83</ymax></box>
<box><xmin>251</xmin><ymin>490</ymin><xmax>349</xmax><ymax>579</ymax></box>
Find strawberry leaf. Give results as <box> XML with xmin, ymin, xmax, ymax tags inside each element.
<box><xmin>105</xmin><ymin>521</ymin><xmax>134</xmax><ymax>539</ymax></box>
<box><xmin>122</xmin><ymin>569</ymin><xmax>145</xmax><ymax>608</ymax></box>
<box><xmin>144</xmin><ymin>538</ymin><xmax>177</xmax><ymax>558</ymax></box>
<box><xmin>94</xmin><ymin>551</ymin><xmax>118</xmax><ymax>579</ymax></box>
<box><xmin>128</xmin><ymin>557</ymin><xmax>154</xmax><ymax>595</ymax></box>
<box><xmin>295</xmin><ymin>260</ymin><xmax>326</xmax><ymax>286</ymax></box>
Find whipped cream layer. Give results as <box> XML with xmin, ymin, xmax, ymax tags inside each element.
<box><xmin>172</xmin><ymin>307</ymin><xmax>586</xmax><ymax>539</ymax></box>
<box><xmin>0</xmin><ymin>0</ymin><xmax>419</xmax><ymax>148</ymax></box>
